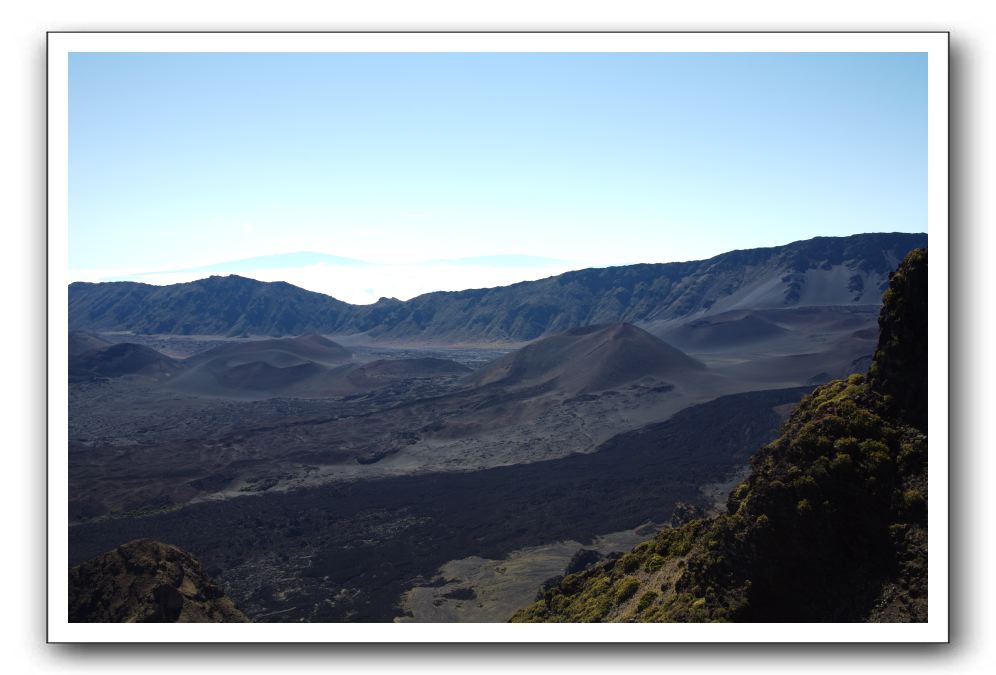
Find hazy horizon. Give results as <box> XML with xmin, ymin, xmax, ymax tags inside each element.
<box><xmin>68</xmin><ymin>230</ymin><xmax>926</xmax><ymax>305</ymax></box>
<box><xmin>70</xmin><ymin>250</ymin><xmax>590</xmax><ymax>304</ymax></box>
<box><xmin>70</xmin><ymin>52</ymin><xmax>927</xmax><ymax>303</ymax></box>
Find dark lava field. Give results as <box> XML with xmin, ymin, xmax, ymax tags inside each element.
<box><xmin>69</xmin><ymin>385</ymin><xmax>809</xmax><ymax>621</ymax></box>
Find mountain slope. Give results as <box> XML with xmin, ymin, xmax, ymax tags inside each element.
<box><xmin>372</xmin><ymin>232</ymin><xmax>923</xmax><ymax>342</ymax></box>
<box><xmin>69</xmin><ymin>233</ymin><xmax>926</xmax><ymax>342</ymax></box>
<box><xmin>69</xmin><ymin>539</ymin><xmax>249</xmax><ymax>623</ymax></box>
<box><xmin>69</xmin><ymin>342</ymin><xmax>182</xmax><ymax>382</ymax></box>
<box><xmin>68</xmin><ymin>330</ymin><xmax>110</xmax><ymax>358</ymax></box>
<box><xmin>165</xmin><ymin>333</ymin><xmax>353</xmax><ymax>397</ymax></box>
<box><xmin>68</xmin><ymin>274</ymin><xmax>358</xmax><ymax>337</ymax></box>
<box><xmin>163</xmin><ymin>333</ymin><xmax>470</xmax><ymax>398</ymax></box>
<box><xmin>512</xmin><ymin>248</ymin><xmax>929</xmax><ymax>623</ymax></box>
<box><xmin>658</xmin><ymin>312</ymin><xmax>790</xmax><ymax>351</ymax></box>
<box><xmin>183</xmin><ymin>332</ymin><xmax>353</xmax><ymax>366</ymax></box>
<box><xmin>470</xmin><ymin>323</ymin><xmax>703</xmax><ymax>394</ymax></box>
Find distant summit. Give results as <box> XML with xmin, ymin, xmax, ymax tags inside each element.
<box><xmin>136</xmin><ymin>251</ymin><xmax>371</xmax><ymax>276</ymax></box>
<box><xmin>422</xmin><ymin>254</ymin><xmax>571</xmax><ymax>267</ymax></box>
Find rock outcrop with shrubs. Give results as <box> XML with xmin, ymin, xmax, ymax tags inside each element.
<box><xmin>512</xmin><ymin>249</ymin><xmax>928</xmax><ymax>623</ymax></box>
<box><xmin>69</xmin><ymin>539</ymin><xmax>250</xmax><ymax>622</ymax></box>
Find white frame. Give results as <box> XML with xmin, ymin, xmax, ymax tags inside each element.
<box><xmin>47</xmin><ymin>31</ymin><xmax>949</xmax><ymax>643</ymax></box>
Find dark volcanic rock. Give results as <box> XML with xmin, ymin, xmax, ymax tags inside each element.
<box><xmin>442</xmin><ymin>587</ymin><xmax>477</xmax><ymax>601</ymax></box>
<box><xmin>669</xmin><ymin>502</ymin><xmax>705</xmax><ymax>527</ymax></box>
<box><xmin>68</xmin><ymin>386</ymin><xmax>808</xmax><ymax>622</ymax></box>
<box><xmin>868</xmin><ymin>248</ymin><xmax>928</xmax><ymax>432</ymax></box>
<box><xmin>565</xmin><ymin>548</ymin><xmax>605</xmax><ymax>576</ymax></box>
<box><xmin>68</xmin><ymin>539</ymin><xmax>249</xmax><ymax>623</ymax></box>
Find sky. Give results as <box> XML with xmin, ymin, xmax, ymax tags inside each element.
<box><xmin>69</xmin><ymin>52</ymin><xmax>927</xmax><ymax>304</ymax></box>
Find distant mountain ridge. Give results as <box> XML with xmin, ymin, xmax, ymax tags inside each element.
<box><xmin>69</xmin><ymin>233</ymin><xmax>926</xmax><ymax>343</ymax></box>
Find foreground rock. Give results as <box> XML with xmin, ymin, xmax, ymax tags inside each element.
<box><xmin>69</xmin><ymin>539</ymin><xmax>249</xmax><ymax>622</ymax></box>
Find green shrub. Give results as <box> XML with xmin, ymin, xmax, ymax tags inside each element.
<box><xmin>620</xmin><ymin>553</ymin><xmax>641</xmax><ymax>573</ymax></box>
<box><xmin>654</xmin><ymin>523</ymin><xmax>699</xmax><ymax>557</ymax></box>
<box><xmin>587</xmin><ymin>577</ymin><xmax>611</xmax><ymax>595</ymax></box>
<box><xmin>902</xmin><ymin>487</ymin><xmax>926</xmax><ymax>513</ymax></box>
<box><xmin>898</xmin><ymin>437</ymin><xmax>927</xmax><ymax>470</ymax></box>
<box><xmin>615</xmin><ymin>577</ymin><xmax>640</xmax><ymax>603</ymax></box>
<box><xmin>644</xmin><ymin>554</ymin><xmax>666</xmax><ymax>573</ymax></box>
<box><xmin>636</xmin><ymin>591</ymin><xmax>658</xmax><ymax>612</ymax></box>
<box><xmin>833</xmin><ymin>436</ymin><xmax>859</xmax><ymax>454</ymax></box>
<box><xmin>830</xmin><ymin>452</ymin><xmax>853</xmax><ymax>472</ymax></box>
<box><xmin>859</xmin><ymin>439</ymin><xmax>890</xmax><ymax>457</ymax></box>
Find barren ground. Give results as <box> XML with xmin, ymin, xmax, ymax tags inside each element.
<box><xmin>68</xmin><ymin>306</ymin><xmax>875</xmax><ymax>621</ymax></box>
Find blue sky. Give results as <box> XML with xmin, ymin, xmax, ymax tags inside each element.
<box><xmin>69</xmin><ymin>52</ymin><xmax>927</xmax><ymax>303</ymax></box>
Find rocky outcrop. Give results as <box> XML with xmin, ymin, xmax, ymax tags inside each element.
<box><xmin>512</xmin><ymin>248</ymin><xmax>929</xmax><ymax>623</ymax></box>
<box><xmin>68</xmin><ymin>539</ymin><xmax>249</xmax><ymax>623</ymax></box>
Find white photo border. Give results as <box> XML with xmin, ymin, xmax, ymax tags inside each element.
<box><xmin>47</xmin><ymin>31</ymin><xmax>949</xmax><ymax>643</ymax></box>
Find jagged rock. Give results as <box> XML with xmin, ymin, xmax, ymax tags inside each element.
<box><xmin>68</xmin><ymin>539</ymin><xmax>249</xmax><ymax>623</ymax></box>
<box><xmin>868</xmin><ymin>248</ymin><xmax>928</xmax><ymax>431</ymax></box>
<box><xmin>669</xmin><ymin>502</ymin><xmax>705</xmax><ymax>528</ymax></box>
<box><xmin>565</xmin><ymin>548</ymin><xmax>605</xmax><ymax>576</ymax></box>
